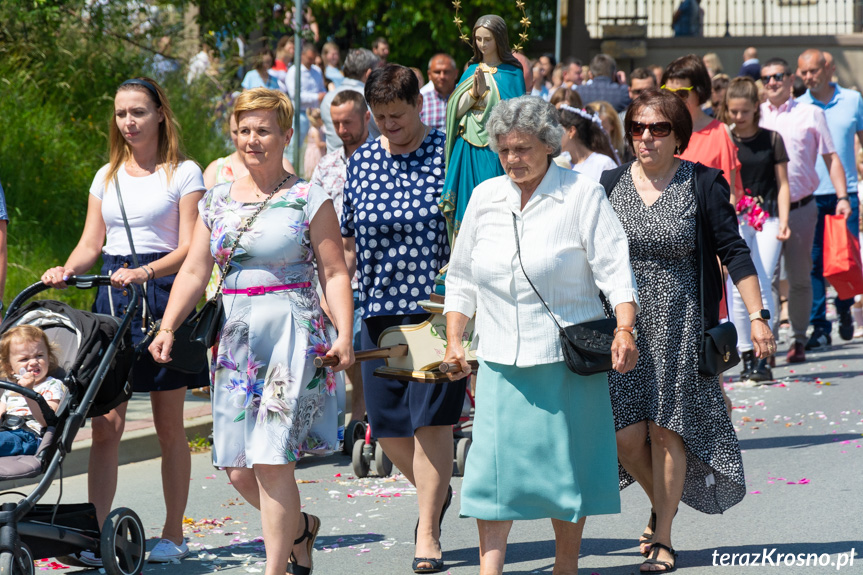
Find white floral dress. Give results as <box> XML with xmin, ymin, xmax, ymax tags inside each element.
<box><xmin>200</xmin><ymin>180</ymin><xmax>340</xmax><ymax>467</ymax></box>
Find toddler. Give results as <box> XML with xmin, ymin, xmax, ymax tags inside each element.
<box><xmin>0</xmin><ymin>325</ymin><xmax>66</xmax><ymax>456</ymax></box>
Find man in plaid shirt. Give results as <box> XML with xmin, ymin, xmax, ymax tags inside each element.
<box><xmin>420</xmin><ymin>53</ymin><xmax>458</xmax><ymax>132</ymax></box>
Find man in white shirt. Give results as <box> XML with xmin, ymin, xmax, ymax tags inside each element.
<box><xmin>284</xmin><ymin>42</ymin><xmax>326</xmax><ymax>172</ymax></box>
<box><xmin>310</xmin><ymin>90</ymin><xmax>372</xmax><ymax>424</ymax></box>
<box><xmin>759</xmin><ymin>57</ymin><xmax>846</xmax><ymax>363</ymax></box>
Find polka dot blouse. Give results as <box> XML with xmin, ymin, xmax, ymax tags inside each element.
<box><xmin>341</xmin><ymin>130</ymin><xmax>450</xmax><ymax>317</ymax></box>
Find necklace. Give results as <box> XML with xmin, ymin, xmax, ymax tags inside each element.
<box><xmin>638</xmin><ymin>161</ymin><xmax>677</xmax><ymax>185</ymax></box>
<box><xmin>255</xmin><ymin>172</ymin><xmax>292</xmax><ymax>199</ymax></box>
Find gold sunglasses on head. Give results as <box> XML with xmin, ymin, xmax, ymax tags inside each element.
<box><xmin>661</xmin><ymin>85</ymin><xmax>695</xmax><ymax>100</ymax></box>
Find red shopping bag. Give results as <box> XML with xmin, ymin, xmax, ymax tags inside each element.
<box><xmin>823</xmin><ymin>215</ymin><xmax>863</xmax><ymax>300</ymax></box>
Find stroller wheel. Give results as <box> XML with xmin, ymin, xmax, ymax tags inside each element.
<box><xmin>100</xmin><ymin>508</ymin><xmax>145</xmax><ymax>575</ymax></box>
<box><xmin>343</xmin><ymin>420</ymin><xmax>366</xmax><ymax>455</ymax></box>
<box><xmin>456</xmin><ymin>437</ymin><xmax>471</xmax><ymax>477</ymax></box>
<box><xmin>0</xmin><ymin>543</ymin><xmax>34</xmax><ymax>575</ymax></box>
<box><xmin>352</xmin><ymin>437</ymin><xmax>370</xmax><ymax>478</ymax></box>
<box><xmin>373</xmin><ymin>443</ymin><xmax>393</xmax><ymax>477</ymax></box>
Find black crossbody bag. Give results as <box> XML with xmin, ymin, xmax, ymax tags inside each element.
<box><xmin>114</xmin><ymin>176</ymin><xmax>209</xmax><ymax>374</ymax></box>
<box><xmin>511</xmin><ymin>214</ymin><xmax>616</xmax><ymax>376</ymax></box>
<box><xmin>694</xmin><ymin>175</ymin><xmax>740</xmax><ymax>376</ymax></box>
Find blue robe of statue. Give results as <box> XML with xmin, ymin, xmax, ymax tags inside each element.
<box><xmin>440</xmin><ymin>62</ymin><xmax>525</xmax><ymax>241</ymax></box>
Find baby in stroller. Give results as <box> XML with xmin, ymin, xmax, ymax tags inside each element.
<box><xmin>0</xmin><ymin>326</ymin><xmax>66</xmax><ymax>456</ymax></box>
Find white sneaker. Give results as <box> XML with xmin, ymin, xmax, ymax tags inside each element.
<box><xmin>147</xmin><ymin>539</ymin><xmax>190</xmax><ymax>563</ymax></box>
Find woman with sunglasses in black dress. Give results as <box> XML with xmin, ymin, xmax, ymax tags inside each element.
<box><xmin>599</xmin><ymin>89</ymin><xmax>774</xmax><ymax>573</ymax></box>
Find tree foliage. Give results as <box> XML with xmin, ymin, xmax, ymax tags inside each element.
<box><xmin>189</xmin><ymin>0</ymin><xmax>557</xmax><ymax>70</ymax></box>
<box><xmin>0</xmin><ymin>0</ymin><xmax>226</xmax><ymax>306</ymax></box>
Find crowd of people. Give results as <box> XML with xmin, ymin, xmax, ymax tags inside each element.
<box><xmin>0</xmin><ymin>10</ymin><xmax>856</xmax><ymax>575</ymax></box>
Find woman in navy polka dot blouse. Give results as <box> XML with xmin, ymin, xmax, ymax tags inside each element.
<box><xmin>342</xmin><ymin>65</ymin><xmax>467</xmax><ymax>574</ymax></box>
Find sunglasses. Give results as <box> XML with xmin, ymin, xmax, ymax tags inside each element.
<box><xmin>760</xmin><ymin>72</ymin><xmax>787</xmax><ymax>84</ymax></box>
<box><xmin>629</xmin><ymin>121</ymin><xmax>673</xmax><ymax>139</ymax></box>
<box><xmin>660</xmin><ymin>84</ymin><xmax>694</xmax><ymax>100</ymax></box>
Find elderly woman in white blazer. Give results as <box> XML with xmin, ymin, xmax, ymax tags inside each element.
<box><xmin>441</xmin><ymin>95</ymin><xmax>639</xmax><ymax>575</ymax></box>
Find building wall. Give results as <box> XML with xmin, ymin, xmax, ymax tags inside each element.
<box><xmin>627</xmin><ymin>36</ymin><xmax>863</xmax><ymax>88</ymax></box>
<box><xmin>554</xmin><ymin>0</ymin><xmax>863</xmax><ymax>86</ymax></box>
<box><xmin>585</xmin><ymin>0</ymin><xmax>860</xmax><ymax>38</ymax></box>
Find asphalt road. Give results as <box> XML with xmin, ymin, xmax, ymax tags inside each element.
<box><xmin>12</xmin><ymin>333</ymin><xmax>863</xmax><ymax>574</ymax></box>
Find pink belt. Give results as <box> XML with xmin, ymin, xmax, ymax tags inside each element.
<box><xmin>223</xmin><ymin>282</ymin><xmax>312</xmax><ymax>296</ymax></box>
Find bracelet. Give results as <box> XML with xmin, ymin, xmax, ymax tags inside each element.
<box><xmin>157</xmin><ymin>328</ymin><xmax>175</xmax><ymax>342</ymax></box>
<box><xmin>142</xmin><ymin>265</ymin><xmax>155</xmax><ymax>281</ymax></box>
<box><xmin>613</xmin><ymin>326</ymin><xmax>637</xmax><ymax>339</ymax></box>
<box><xmin>838</xmin><ymin>197</ymin><xmax>850</xmax><ymax>202</ymax></box>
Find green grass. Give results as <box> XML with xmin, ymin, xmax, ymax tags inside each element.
<box><xmin>188</xmin><ymin>432</ymin><xmax>213</xmax><ymax>453</ymax></box>
<box><xmin>0</xmin><ymin>30</ymin><xmax>230</xmax><ymax>310</ymax></box>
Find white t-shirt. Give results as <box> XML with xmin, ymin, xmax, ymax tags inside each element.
<box><xmin>90</xmin><ymin>161</ymin><xmax>205</xmax><ymax>255</ymax></box>
<box><xmin>571</xmin><ymin>152</ymin><xmax>618</xmax><ymax>183</ymax></box>
<box><xmin>2</xmin><ymin>376</ymin><xmax>66</xmax><ymax>433</ymax></box>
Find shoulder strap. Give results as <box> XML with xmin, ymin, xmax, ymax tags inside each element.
<box><xmin>113</xmin><ymin>174</ymin><xmax>150</xmax><ymax>328</ymax></box>
<box><xmin>114</xmin><ymin>175</ymin><xmax>140</xmax><ymax>268</ymax></box>
<box><xmin>511</xmin><ymin>213</ymin><xmax>564</xmax><ymax>332</ymax></box>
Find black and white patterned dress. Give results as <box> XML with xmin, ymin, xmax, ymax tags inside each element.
<box><xmin>607</xmin><ymin>160</ymin><xmax>745</xmax><ymax>514</ymax></box>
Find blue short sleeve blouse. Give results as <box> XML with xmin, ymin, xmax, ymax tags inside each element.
<box><xmin>342</xmin><ymin>130</ymin><xmax>450</xmax><ymax>317</ymax></box>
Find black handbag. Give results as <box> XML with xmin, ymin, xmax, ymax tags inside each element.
<box><xmin>114</xmin><ymin>176</ymin><xmax>208</xmax><ymax>374</ymax></box>
<box><xmin>694</xmin><ymin>175</ymin><xmax>740</xmax><ymax>376</ymax></box>
<box><xmin>188</xmin><ymin>293</ymin><xmax>223</xmax><ymax>348</ymax></box>
<box><xmin>145</xmin><ymin>319</ymin><xmax>208</xmax><ymax>374</ymax></box>
<box><xmin>512</xmin><ymin>215</ymin><xmax>616</xmax><ymax>376</ymax></box>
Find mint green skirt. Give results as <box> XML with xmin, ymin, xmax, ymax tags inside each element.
<box><xmin>460</xmin><ymin>360</ymin><xmax>621</xmax><ymax>523</ymax></box>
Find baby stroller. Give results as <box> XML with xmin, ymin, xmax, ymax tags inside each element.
<box><xmin>0</xmin><ymin>275</ymin><xmax>145</xmax><ymax>575</ymax></box>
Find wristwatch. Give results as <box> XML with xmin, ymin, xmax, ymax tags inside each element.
<box><xmin>749</xmin><ymin>309</ymin><xmax>771</xmax><ymax>322</ymax></box>
<box><xmin>614</xmin><ymin>326</ymin><xmax>638</xmax><ymax>339</ymax></box>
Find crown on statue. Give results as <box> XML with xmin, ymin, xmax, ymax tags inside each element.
<box><xmin>451</xmin><ymin>0</ymin><xmax>531</xmax><ymax>52</ymax></box>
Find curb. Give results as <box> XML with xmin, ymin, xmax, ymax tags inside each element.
<box><xmin>0</xmin><ymin>415</ymin><xmax>213</xmax><ymax>491</ymax></box>
<box><xmin>0</xmin><ymin>383</ymin><xmax>354</xmax><ymax>491</ymax></box>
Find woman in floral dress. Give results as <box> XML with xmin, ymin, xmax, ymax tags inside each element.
<box><xmin>150</xmin><ymin>88</ymin><xmax>354</xmax><ymax>575</ymax></box>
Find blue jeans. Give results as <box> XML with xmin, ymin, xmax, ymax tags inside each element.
<box><xmin>810</xmin><ymin>193</ymin><xmax>860</xmax><ymax>331</ymax></box>
<box><xmin>0</xmin><ymin>428</ymin><xmax>39</xmax><ymax>456</ymax></box>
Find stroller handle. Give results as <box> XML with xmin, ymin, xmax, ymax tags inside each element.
<box><xmin>65</xmin><ymin>274</ymin><xmax>116</xmax><ymax>289</ymax></box>
<box><xmin>3</xmin><ymin>275</ymin><xmax>141</xmax><ymax>320</ymax></box>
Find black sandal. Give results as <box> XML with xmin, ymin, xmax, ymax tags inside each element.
<box><xmin>640</xmin><ymin>507</ymin><xmax>678</xmax><ymax>557</ymax></box>
<box><xmin>639</xmin><ymin>508</ymin><xmax>656</xmax><ymax>556</ymax></box>
<box><xmin>411</xmin><ymin>486</ymin><xmax>451</xmax><ymax>573</ymax></box>
<box><xmin>640</xmin><ymin>542</ymin><xmax>677</xmax><ymax>573</ymax></box>
<box><xmin>287</xmin><ymin>513</ymin><xmax>320</xmax><ymax>575</ymax></box>
<box><xmin>412</xmin><ymin>557</ymin><xmax>444</xmax><ymax>574</ymax></box>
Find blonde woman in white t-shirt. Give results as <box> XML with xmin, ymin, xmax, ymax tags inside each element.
<box><xmin>42</xmin><ymin>77</ymin><xmax>204</xmax><ymax>564</ymax></box>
